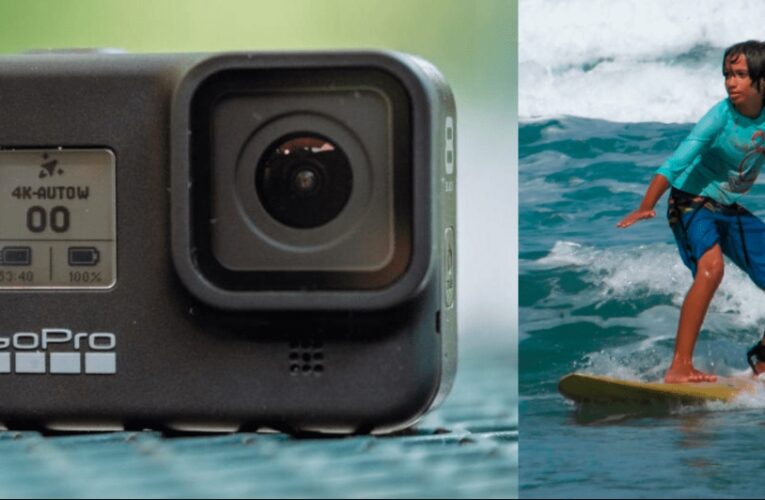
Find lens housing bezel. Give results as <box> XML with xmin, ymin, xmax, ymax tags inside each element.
<box><xmin>172</xmin><ymin>52</ymin><xmax>437</xmax><ymax>311</ymax></box>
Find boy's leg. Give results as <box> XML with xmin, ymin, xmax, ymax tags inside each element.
<box><xmin>665</xmin><ymin>243</ymin><xmax>724</xmax><ymax>383</ymax></box>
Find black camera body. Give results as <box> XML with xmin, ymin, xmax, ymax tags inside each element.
<box><xmin>0</xmin><ymin>51</ymin><xmax>457</xmax><ymax>434</ymax></box>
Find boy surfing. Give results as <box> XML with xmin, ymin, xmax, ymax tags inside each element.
<box><xmin>618</xmin><ymin>41</ymin><xmax>765</xmax><ymax>383</ymax></box>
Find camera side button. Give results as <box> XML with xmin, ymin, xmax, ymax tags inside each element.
<box><xmin>444</xmin><ymin>226</ymin><xmax>455</xmax><ymax>308</ymax></box>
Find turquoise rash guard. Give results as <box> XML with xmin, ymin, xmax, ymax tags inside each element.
<box><xmin>656</xmin><ymin>98</ymin><xmax>765</xmax><ymax>206</ymax></box>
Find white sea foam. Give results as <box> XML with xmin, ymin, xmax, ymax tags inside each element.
<box><xmin>580</xmin><ymin>349</ymin><xmax>654</xmax><ymax>382</ymax></box>
<box><xmin>696</xmin><ymin>373</ymin><xmax>765</xmax><ymax>411</ymax></box>
<box><xmin>526</xmin><ymin>240</ymin><xmax>765</xmax><ymax>379</ymax></box>
<box><xmin>536</xmin><ymin>240</ymin><xmax>765</xmax><ymax>329</ymax></box>
<box><xmin>520</xmin><ymin>0</ymin><xmax>765</xmax><ymax>123</ymax></box>
<box><xmin>535</xmin><ymin>241</ymin><xmax>589</xmax><ymax>267</ymax></box>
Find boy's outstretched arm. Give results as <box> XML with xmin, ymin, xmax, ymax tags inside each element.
<box><xmin>617</xmin><ymin>174</ymin><xmax>670</xmax><ymax>228</ymax></box>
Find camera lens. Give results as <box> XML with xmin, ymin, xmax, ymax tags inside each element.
<box><xmin>256</xmin><ymin>134</ymin><xmax>353</xmax><ymax>229</ymax></box>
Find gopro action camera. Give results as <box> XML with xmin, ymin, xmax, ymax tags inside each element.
<box><xmin>0</xmin><ymin>51</ymin><xmax>457</xmax><ymax>434</ymax></box>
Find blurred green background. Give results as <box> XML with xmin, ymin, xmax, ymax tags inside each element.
<box><xmin>0</xmin><ymin>0</ymin><xmax>512</xmax><ymax>112</ymax></box>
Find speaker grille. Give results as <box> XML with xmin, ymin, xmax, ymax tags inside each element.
<box><xmin>288</xmin><ymin>338</ymin><xmax>324</xmax><ymax>376</ymax></box>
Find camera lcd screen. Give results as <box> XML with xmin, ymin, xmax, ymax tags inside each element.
<box><xmin>0</xmin><ymin>149</ymin><xmax>116</xmax><ymax>289</ymax></box>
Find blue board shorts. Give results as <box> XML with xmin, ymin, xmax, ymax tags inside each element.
<box><xmin>668</xmin><ymin>188</ymin><xmax>765</xmax><ymax>289</ymax></box>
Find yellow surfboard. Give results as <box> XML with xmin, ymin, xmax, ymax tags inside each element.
<box><xmin>559</xmin><ymin>373</ymin><xmax>757</xmax><ymax>404</ymax></box>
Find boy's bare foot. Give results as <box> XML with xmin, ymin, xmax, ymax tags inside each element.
<box><xmin>664</xmin><ymin>366</ymin><xmax>717</xmax><ymax>383</ymax></box>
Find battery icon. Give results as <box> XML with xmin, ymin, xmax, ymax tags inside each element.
<box><xmin>68</xmin><ymin>247</ymin><xmax>100</xmax><ymax>267</ymax></box>
<box><xmin>0</xmin><ymin>247</ymin><xmax>32</xmax><ymax>266</ymax></box>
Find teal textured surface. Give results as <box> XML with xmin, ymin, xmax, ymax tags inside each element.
<box><xmin>0</xmin><ymin>345</ymin><xmax>515</xmax><ymax>499</ymax></box>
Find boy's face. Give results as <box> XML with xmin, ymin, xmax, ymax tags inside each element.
<box><xmin>724</xmin><ymin>54</ymin><xmax>764</xmax><ymax>109</ymax></box>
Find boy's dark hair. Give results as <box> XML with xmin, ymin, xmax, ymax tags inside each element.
<box><xmin>723</xmin><ymin>40</ymin><xmax>765</xmax><ymax>93</ymax></box>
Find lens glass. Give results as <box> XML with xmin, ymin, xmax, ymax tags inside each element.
<box><xmin>256</xmin><ymin>134</ymin><xmax>353</xmax><ymax>229</ymax></box>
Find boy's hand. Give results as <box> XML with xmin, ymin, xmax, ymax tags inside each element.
<box><xmin>617</xmin><ymin>175</ymin><xmax>669</xmax><ymax>228</ymax></box>
<box><xmin>617</xmin><ymin>209</ymin><xmax>656</xmax><ymax>228</ymax></box>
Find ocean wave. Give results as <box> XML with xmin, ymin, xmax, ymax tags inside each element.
<box><xmin>520</xmin><ymin>60</ymin><xmax>723</xmax><ymax>123</ymax></box>
<box><xmin>521</xmin><ymin>239</ymin><xmax>765</xmax><ymax>385</ymax></box>
<box><xmin>574</xmin><ymin>324</ymin><xmax>752</xmax><ymax>383</ymax></box>
<box><xmin>533</xmin><ymin>241</ymin><xmax>765</xmax><ymax>327</ymax></box>
<box><xmin>520</xmin><ymin>0</ymin><xmax>765</xmax><ymax>122</ymax></box>
<box><xmin>520</xmin><ymin>117</ymin><xmax>690</xmax><ymax>164</ymax></box>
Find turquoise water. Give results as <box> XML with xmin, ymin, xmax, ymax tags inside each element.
<box><xmin>520</xmin><ymin>117</ymin><xmax>765</xmax><ymax>498</ymax></box>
